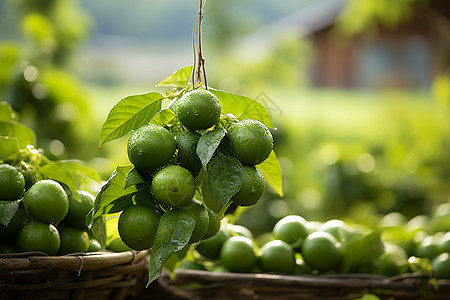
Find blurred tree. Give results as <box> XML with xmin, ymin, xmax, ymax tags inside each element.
<box><xmin>0</xmin><ymin>0</ymin><xmax>97</xmax><ymax>160</ymax></box>
<box><xmin>333</xmin><ymin>0</ymin><xmax>430</xmax><ymax>37</ymax></box>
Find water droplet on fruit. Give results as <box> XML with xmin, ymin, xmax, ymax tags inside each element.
<box><xmin>172</xmin><ymin>187</ymin><xmax>178</xmax><ymax>193</ymax></box>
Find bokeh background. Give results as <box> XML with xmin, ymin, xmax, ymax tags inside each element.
<box><xmin>1</xmin><ymin>0</ymin><xmax>449</xmax><ymax>235</ymax></box>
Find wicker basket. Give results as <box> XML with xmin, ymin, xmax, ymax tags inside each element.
<box><xmin>158</xmin><ymin>269</ymin><xmax>450</xmax><ymax>300</ymax></box>
<box><xmin>0</xmin><ymin>250</ymin><xmax>150</xmax><ymax>300</ymax></box>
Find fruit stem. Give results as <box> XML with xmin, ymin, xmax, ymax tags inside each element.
<box><xmin>192</xmin><ymin>0</ymin><xmax>208</xmax><ymax>90</ymax></box>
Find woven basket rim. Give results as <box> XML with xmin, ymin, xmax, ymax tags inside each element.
<box><xmin>0</xmin><ymin>250</ymin><xmax>150</xmax><ymax>272</ymax></box>
<box><xmin>165</xmin><ymin>269</ymin><xmax>450</xmax><ymax>289</ymax></box>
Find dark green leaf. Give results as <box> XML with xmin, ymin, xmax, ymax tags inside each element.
<box><xmin>98</xmin><ymin>92</ymin><xmax>164</xmax><ymax>148</ymax></box>
<box><xmin>340</xmin><ymin>229</ymin><xmax>384</xmax><ymax>273</ymax></box>
<box><xmin>211</xmin><ymin>89</ymin><xmax>273</xmax><ymax>128</ymax></box>
<box><xmin>207</xmin><ymin>156</ymin><xmax>243</xmax><ymax>205</ymax></box>
<box><xmin>149</xmin><ymin>108</ymin><xmax>177</xmax><ymax>127</ymax></box>
<box><xmin>256</xmin><ymin>150</ymin><xmax>283</xmax><ymax>197</ymax></box>
<box><xmin>0</xmin><ymin>136</ymin><xmax>19</xmax><ymax>158</ymax></box>
<box><xmin>0</xmin><ymin>101</ymin><xmax>16</xmax><ymax>121</ymax></box>
<box><xmin>104</xmin><ymin>194</ymin><xmax>135</xmax><ymax>215</ymax></box>
<box><xmin>200</xmin><ymin>174</ymin><xmax>223</xmax><ymax>214</ymax></box>
<box><xmin>133</xmin><ymin>185</ymin><xmax>156</xmax><ymax>207</ymax></box>
<box><xmin>147</xmin><ymin>210</ymin><xmax>195</xmax><ymax>286</ymax></box>
<box><xmin>125</xmin><ymin>167</ymin><xmax>146</xmax><ymax>190</ymax></box>
<box><xmin>0</xmin><ymin>200</ymin><xmax>20</xmax><ymax>227</ymax></box>
<box><xmin>0</xmin><ymin>120</ymin><xmax>36</xmax><ymax>148</ymax></box>
<box><xmin>196</xmin><ymin>127</ymin><xmax>226</xmax><ymax>169</ymax></box>
<box><xmin>93</xmin><ymin>165</ymin><xmax>137</xmax><ymax>218</ymax></box>
<box><xmin>156</xmin><ymin>65</ymin><xmax>193</xmax><ymax>87</ymax></box>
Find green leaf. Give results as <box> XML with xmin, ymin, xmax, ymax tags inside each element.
<box><xmin>125</xmin><ymin>167</ymin><xmax>146</xmax><ymax>190</ymax></box>
<box><xmin>0</xmin><ymin>120</ymin><xmax>36</xmax><ymax>148</ymax></box>
<box><xmin>98</xmin><ymin>92</ymin><xmax>164</xmax><ymax>148</ymax></box>
<box><xmin>39</xmin><ymin>161</ymin><xmax>101</xmax><ymax>200</ymax></box>
<box><xmin>340</xmin><ymin>229</ymin><xmax>384</xmax><ymax>273</ymax></box>
<box><xmin>134</xmin><ymin>185</ymin><xmax>156</xmax><ymax>207</ymax></box>
<box><xmin>156</xmin><ymin>65</ymin><xmax>193</xmax><ymax>87</ymax></box>
<box><xmin>0</xmin><ymin>136</ymin><xmax>19</xmax><ymax>158</ymax></box>
<box><xmin>104</xmin><ymin>194</ymin><xmax>135</xmax><ymax>215</ymax></box>
<box><xmin>147</xmin><ymin>210</ymin><xmax>195</xmax><ymax>286</ymax></box>
<box><xmin>0</xmin><ymin>101</ymin><xmax>16</xmax><ymax>121</ymax></box>
<box><xmin>57</xmin><ymin>160</ymin><xmax>101</xmax><ymax>183</ymax></box>
<box><xmin>93</xmin><ymin>165</ymin><xmax>137</xmax><ymax>218</ymax></box>
<box><xmin>86</xmin><ymin>211</ymin><xmax>107</xmax><ymax>250</ymax></box>
<box><xmin>165</xmin><ymin>245</ymin><xmax>190</xmax><ymax>273</ymax></box>
<box><xmin>200</xmin><ymin>175</ymin><xmax>223</xmax><ymax>214</ymax></box>
<box><xmin>207</xmin><ymin>156</ymin><xmax>243</xmax><ymax>205</ymax></box>
<box><xmin>196</xmin><ymin>127</ymin><xmax>226</xmax><ymax>169</ymax></box>
<box><xmin>0</xmin><ymin>200</ymin><xmax>20</xmax><ymax>227</ymax></box>
<box><xmin>256</xmin><ymin>150</ymin><xmax>283</xmax><ymax>197</ymax></box>
<box><xmin>211</xmin><ymin>89</ymin><xmax>274</xmax><ymax>128</ymax></box>
<box><xmin>39</xmin><ymin>163</ymin><xmax>79</xmax><ymax>200</ymax></box>
<box><xmin>149</xmin><ymin>108</ymin><xmax>177</xmax><ymax>127</ymax></box>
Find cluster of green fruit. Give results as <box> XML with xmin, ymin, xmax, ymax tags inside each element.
<box><xmin>182</xmin><ymin>213</ymin><xmax>450</xmax><ymax>280</ymax></box>
<box><xmin>0</xmin><ymin>163</ymin><xmax>101</xmax><ymax>255</ymax></box>
<box><xmin>116</xmin><ymin>89</ymin><xmax>273</xmax><ymax>251</ymax></box>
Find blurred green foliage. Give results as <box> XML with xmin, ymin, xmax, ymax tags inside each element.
<box><xmin>0</xmin><ymin>0</ymin><xmax>97</xmax><ymax>161</ymax></box>
<box><xmin>333</xmin><ymin>0</ymin><xmax>430</xmax><ymax>37</ymax></box>
<box><xmin>236</xmin><ymin>88</ymin><xmax>450</xmax><ymax>236</ymax></box>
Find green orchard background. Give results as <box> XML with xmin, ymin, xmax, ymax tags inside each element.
<box><xmin>0</xmin><ymin>0</ymin><xmax>449</xmax><ymax>235</ymax></box>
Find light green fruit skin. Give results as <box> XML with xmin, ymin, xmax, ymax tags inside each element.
<box><xmin>373</xmin><ymin>243</ymin><xmax>409</xmax><ymax>277</ymax></box>
<box><xmin>220</xmin><ymin>235</ymin><xmax>258</xmax><ymax>272</ymax></box>
<box><xmin>259</xmin><ymin>240</ymin><xmax>296</xmax><ymax>274</ymax></box>
<box><xmin>432</xmin><ymin>253</ymin><xmax>450</xmax><ymax>279</ymax></box>
<box><xmin>441</xmin><ymin>232</ymin><xmax>450</xmax><ymax>253</ymax></box>
<box><xmin>415</xmin><ymin>235</ymin><xmax>442</xmax><ymax>259</ymax></box>
<box><xmin>273</xmin><ymin>215</ymin><xmax>308</xmax><ymax>246</ymax></box>
<box><xmin>118</xmin><ymin>205</ymin><xmax>161</xmax><ymax>250</ymax></box>
<box><xmin>0</xmin><ymin>164</ymin><xmax>25</xmax><ymax>200</ymax></box>
<box><xmin>320</xmin><ymin>219</ymin><xmax>354</xmax><ymax>242</ymax></box>
<box><xmin>196</xmin><ymin>226</ymin><xmax>232</xmax><ymax>260</ymax></box>
<box><xmin>301</xmin><ymin>231</ymin><xmax>341</xmax><ymax>272</ymax></box>
<box><xmin>23</xmin><ymin>180</ymin><xmax>69</xmax><ymax>224</ymax></box>
<box><xmin>201</xmin><ymin>209</ymin><xmax>221</xmax><ymax>240</ymax></box>
<box><xmin>227</xmin><ymin>119</ymin><xmax>273</xmax><ymax>165</ymax></box>
<box><xmin>228</xmin><ymin>224</ymin><xmax>254</xmax><ymax>239</ymax></box>
<box><xmin>64</xmin><ymin>190</ymin><xmax>95</xmax><ymax>230</ymax></box>
<box><xmin>151</xmin><ymin>165</ymin><xmax>196</xmax><ymax>208</ymax></box>
<box><xmin>17</xmin><ymin>221</ymin><xmax>60</xmax><ymax>255</ymax></box>
<box><xmin>58</xmin><ymin>226</ymin><xmax>90</xmax><ymax>255</ymax></box>
<box><xmin>107</xmin><ymin>236</ymin><xmax>133</xmax><ymax>252</ymax></box>
<box><xmin>88</xmin><ymin>239</ymin><xmax>102</xmax><ymax>252</ymax></box>
<box><xmin>177</xmin><ymin>90</ymin><xmax>221</xmax><ymax>131</ymax></box>
<box><xmin>127</xmin><ymin>124</ymin><xmax>176</xmax><ymax>172</ymax></box>
<box><xmin>232</xmin><ymin>166</ymin><xmax>265</xmax><ymax>206</ymax></box>
<box><xmin>182</xmin><ymin>201</ymin><xmax>210</xmax><ymax>243</ymax></box>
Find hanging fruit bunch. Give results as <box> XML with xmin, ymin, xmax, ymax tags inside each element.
<box><xmin>91</xmin><ymin>0</ymin><xmax>283</xmax><ymax>285</ymax></box>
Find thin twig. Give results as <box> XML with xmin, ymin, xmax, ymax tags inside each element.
<box><xmin>192</xmin><ymin>0</ymin><xmax>207</xmax><ymax>89</ymax></box>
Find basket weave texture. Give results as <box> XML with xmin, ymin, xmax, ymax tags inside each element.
<box><xmin>0</xmin><ymin>250</ymin><xmax>149</xmax><ymax>300</ymax></box>
<box><xmin>158</xmin><ymin>269</ymin><xmax>450</xmax><ymax>300</ymax></box>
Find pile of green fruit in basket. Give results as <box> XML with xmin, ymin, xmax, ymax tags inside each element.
<box><xmin>0</xmin><ymin>101</ymin><xmax>104</xmax><ymax>255</ymax></box>
<box><xmin>177</xmin><ymin>211</ymin><xmax>450</xmax><ymax>280</ymax></box>
<box><xmin>92</xmin><ymin>65</ymin><xmax>283</xmax><ymax>285</ymax></box>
